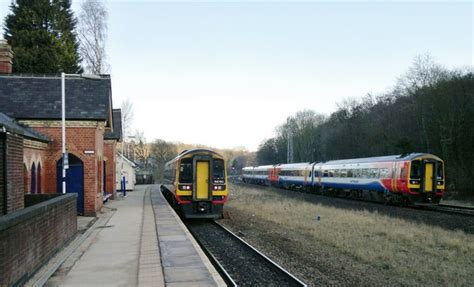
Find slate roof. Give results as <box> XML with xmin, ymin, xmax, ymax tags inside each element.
<box><xmin>0</xmin><ymin>112</ymin><xmax>49</xmax><ymax>142</ymax></box>
<box><xmin>0</xmin><ymin>74</ymin><xmax>112</xmax><ymax>123</ymax></box>
<box><xmin>104</xmin><ymin>109</ymin><xmax>122</xmax><ymax>140</ymax></box>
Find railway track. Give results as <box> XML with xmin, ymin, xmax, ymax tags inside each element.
<box><xmin>185</xmin><ymin>220</ymin><xmax>307</xmax><ymax>287</ymax></box>
<box><xmin>431</xmin><ymin>204</ymin><xmax>474</xmax><ymax>216</ymax></box>
<box><xmin>237</xmin><ymin>180</ymin><xmax>474</xmax><ymax>217</ymax></box>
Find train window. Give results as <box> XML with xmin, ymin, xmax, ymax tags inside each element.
<box><xmin>436</xmin><ymin>162</ymin><xmax>444</xmax><ymax>179</ymax></box>
<box><xmin>410</xmin><ymin>160</ymin><xmax>421</xmax><ymax>179</ymax></box>
<box><xmin>371</xmin><ymin>169</ymin><xmax>379</xmax><ymax>178</ymax></box>
<box><xmin>213</xmin><ymin>160</ymin><xmax>225</xmax><ymax>181</ymax></box>
<box><xmin>361</xmin><ymin>169</ymin><xmax>368</xmax><ymax>178</ymax></box>
<box><xmin>347</xmin><ymin>169</ymin><xmax>353</xmax><ymax>178</ymax></box>
<box><xmin>380</xmin><ymin>168</ymin><xmax>389</xmax><ymax>178</ymax></box>
<box><xmin>329</xmin><ymin>170</ymin><xmax>335</xmax><ymax>177</ymax></box>
<box><xmin>353</xmin><ymin>169</ymin><xmax>359</xmax><ymax>178</ymax></box>
<box><xmin>340</xmin><ymin>169</ymin><xmax>347</xmax><ymax>178</ymax></box>
<box><xmin>400</xmin><ymin>167</ymin><xmax>407</xmax><ymax>179</ymax></box>
<box><xmin>179</xmin><ymin>158</ymin><xmax>193</xmax><ymax>183</ymax></box>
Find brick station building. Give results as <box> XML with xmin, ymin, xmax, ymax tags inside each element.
<box><xmin>0</xmin><ymin>43</ymin><xmax>121</xmax><ymax>216</ymax></box>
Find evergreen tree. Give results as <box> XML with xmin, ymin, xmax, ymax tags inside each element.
<box><xmin>3</xmin><ymin>0</ymin><xmax>82</xmax><ymax>73</ymax></box>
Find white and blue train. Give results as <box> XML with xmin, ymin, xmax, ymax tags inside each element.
<box><xmin>242</xmin><ymin>153</ymin><xmax>445</xmax><ymax>204</ymax></box>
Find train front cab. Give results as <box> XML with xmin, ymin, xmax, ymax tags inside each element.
<box><xmin>407</xmin><ymin>155</ymin><xmax>444</xmax><ymax>204</ymax></box>
<box><xmin>176</xmin><ymin>154</ymin><xmax>228</xmax><ymax>219</ymax></box>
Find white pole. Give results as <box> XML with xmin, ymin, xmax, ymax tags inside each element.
<box><xmin>61</xmin><ymin>72</ymin><xmax>66</xmax><ymax>194</ymax></box>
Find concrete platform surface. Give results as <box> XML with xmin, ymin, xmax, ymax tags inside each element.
<box><xmin>41</xmin><ymin>185</ymin><xmax>225</xmax><ymax>287</ymax></box>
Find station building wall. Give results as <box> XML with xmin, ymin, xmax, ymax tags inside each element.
<box><xmin>19</xmin><ymin>120</ymin><xmax>107</xmax><ymax>216</ymax></box>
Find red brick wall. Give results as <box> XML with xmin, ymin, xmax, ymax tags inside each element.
<box><xmin>104</xmin><ymin>140</ymin><xmax>117</xmax><ymax>199</ymax></box>
<box><xmin>0</xmin><ymin>134</ymin><xmax>5</xmax><ymax>215</ymax></box>
<box><xmin>28</xmin><ymin>124</ymin><xmax>105</xmax><ymax>216</ymax></box>
<box><xmin>0</xmin><ymin>194</ymin><xmax>77</xmax><ymax>286</ymax></box>
<box><xmin>6</xmin><ymin>133</ymin><xmax>24</xmax><ymax>213</ymax></box>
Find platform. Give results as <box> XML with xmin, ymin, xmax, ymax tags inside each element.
<box><xmin>36</xmin><ymin>185</ymin><xmax>225</xmax><ymax>287</ymax></box>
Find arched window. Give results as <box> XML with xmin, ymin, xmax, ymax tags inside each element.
<box><xmin>37</xmin><ymin>163</ymin><xmax>42</xmax><ymax>194</ymax></box>
<box><xmin>23</xmin><ymin>164</ymin><xmax>28</xmax><ymax>194</ymax></box>
<box><xmin>31</xmin><ymin>163</ymin><xmax>36</xmax><ymax>194</ymax></box>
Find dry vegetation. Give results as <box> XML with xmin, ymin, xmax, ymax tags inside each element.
<box><xmin>220</xmin><ymin>184</ymin><xmax>474</xmax><ymax>286</ymax></box>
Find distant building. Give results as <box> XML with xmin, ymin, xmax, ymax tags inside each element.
<box><xmin>116</xmin><ymin>153</ymin><xmax>136</xmax><ymax>191</ymax></box>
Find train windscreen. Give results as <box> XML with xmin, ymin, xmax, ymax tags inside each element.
<box><xmin>213</xmin><ymin>159</ymin><xmax>225</xmax><ymax>183</ymax></box>
<box><xmin>410</xmin><ymin>160</ymin><xmax>421</xmax><ymax>179</ymax></box>
<box><xmin>436</xmin><ymin>162</ymin><xmax>444</xmax><ymax>179</ymax></box>
<box><xmin>179</xmin><ymin>158</ymin><xmax>193</xmax><ymax>183</ymax></box>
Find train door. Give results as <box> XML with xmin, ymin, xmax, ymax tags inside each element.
<box><xmin>423</xmin><ymin>162</ymin><xmax>435</xmax><ymax>192</ymax></box>
<box><xmin>196</xmin><ymin>161</ymin><xmax>209</xmax><ymax>200</ymax></box>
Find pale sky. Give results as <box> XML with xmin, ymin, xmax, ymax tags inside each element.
<box><xmin>0</xmin><ymin>1</ymin><xmax>472</xmax><ymax>151</ymax></box>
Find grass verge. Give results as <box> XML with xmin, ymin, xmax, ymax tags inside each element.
<box><xmin>224</xmin><ymin>184</ymin><xmax>474</xmax><ymax>286</ymax></box>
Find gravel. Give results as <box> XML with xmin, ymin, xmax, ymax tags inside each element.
<box><xmin>185</xmin><ymin>220</ymin><xmax>305</xmax><ymax>287</ymax></box>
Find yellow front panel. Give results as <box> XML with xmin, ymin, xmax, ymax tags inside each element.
<box><xmin>196</xmin><ymin>161</ymin><xmax>209</xmax><ymax>200</ymax></box>
<box><xmin>424</xmin><ymin>163</ymin><xmax>434</xmax><ymax>192</ymax></box>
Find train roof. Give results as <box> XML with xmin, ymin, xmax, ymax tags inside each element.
<box><xmin>275</xmin><ymin>163</ymin><xmax>311</xmax><ymax>168</ymax></box>
<box><xmin>318</xmin><ymin>153</ymin><xmax>442</xmax><ymax>165</ymax></box>
<box><xmin>166</xmin><ymin>148</ymin><xmax>223</xmax><ymax>165</ymax></box>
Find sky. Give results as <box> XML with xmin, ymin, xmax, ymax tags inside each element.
<box><xmin>0</xmin><ymin>0</ymin><xmax>472</xmax><ymax>151</ymax></box>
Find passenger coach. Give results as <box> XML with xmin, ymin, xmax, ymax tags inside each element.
<box><xmin>162</xmin><ymin>149</ymin><xmax>228</xmax><ymax>219</ymax></box>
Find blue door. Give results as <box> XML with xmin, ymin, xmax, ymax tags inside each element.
<box><xmin>57</xmin><ymin>154</ymin><xmax>84</xmax><ymax>215</ymax></box>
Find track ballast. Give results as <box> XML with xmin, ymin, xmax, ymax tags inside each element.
<box><xmin>185</xmin><ymin>220</ymin><xmax>307</xmax><ymax>287</ymax></box>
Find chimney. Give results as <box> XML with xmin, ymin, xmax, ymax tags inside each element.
<box><xmin>0</xmin><ymin>40</ymin><xmax>13</xmax><ymax>74</ymax></box>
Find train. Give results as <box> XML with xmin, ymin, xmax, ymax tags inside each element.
<box><xmin>242</xmin><ymin>153</ymin><xmax>445</xmax><ymax>204</ymax></box>
<box><xmin>161</xmin><ymin>148</ymin><xmax>229</xmax><ymax>218</ymax></box>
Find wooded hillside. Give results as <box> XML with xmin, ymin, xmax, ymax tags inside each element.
<box><xmin>256</xmin><ymin>56</ymin><xmax>473</xmax><ymax>197</ymax></box>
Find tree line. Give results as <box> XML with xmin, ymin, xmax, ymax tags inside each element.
<box><xmin>125</xmin><ymin>135</ymin><xmax>255</xmax><ymax>183</ymax></box>
<box><xmin>256</xmin><ymin>56</ymin><xmax>473</xmax><ymax>197</ymax></box>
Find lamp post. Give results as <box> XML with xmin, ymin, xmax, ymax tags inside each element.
<box><xmin>61</xmin><ymin>73</ymin><xmax>101</xmax><ymax>194</ymax></box>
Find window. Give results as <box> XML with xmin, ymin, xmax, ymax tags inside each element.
<box><xmin>370</xmin><ymin>169</ymin><xmax>379</xmax><ymax>178</ymax></box>
<box><xmin>353</xmin><ymin>169</ymin><xmax>360</xmax><ymax>178</ymax></box>
<box><xmin>323</xmin><ymin>170</ymin><xmax>329</xmax><ymax>177</ymax></box>
<box><xmin>179</xmin><ymin>158</ymin><xmax>193</xmax><ymax>183</ymax></box>
<box><xmin>436</xmin><ymin>162</ymin><xmax>444</xmax><ymax>179</ymax></box>
<box><xmin>361</xmin><ymin>169</ymin><xmax>369</xmax><ymax>178</ymax></box>
<box><xmin>380</xmin><ymin>168</ymin><xmax>390</xmax><ymax>178</ymax></box>
<box><xmin>347</xmin><ymin>169</ymin><xmax>353</xmax><ymax>178</ymax></box>
<box><xmin>410</xmin><ymin>160</ymin><xmax>421</xmax><ymax>179</ymax></box>
<box><xmin>400</xmin><ymin>167</ymin><xmax>406</xmax><ymax>179</ymax></box>
<box><xmin>340</xmin><ymin>169</ymin><xmax>347</xmax><ymax>178</ymax></box>
<box><xmin>213</xmin><ymin>159</ymin><xmax>225</xmax><ymax>182</ymax></box>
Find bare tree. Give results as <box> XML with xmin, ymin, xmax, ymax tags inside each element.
<box><xmin>396</xmin><ymin>53</ymin><xmax>448</xmax><ymax>95</ymax></box>
<box><xmin>133</xmin><ymin>129</ymin><xmax>151</xmax><ymax>169</ymax></box>
<box><xmin>78</xmin><ymin>0</ymin><xmax>108</xmax><ymax>74</ymax></box>
<box><xmin>121</xmin><ymin>99</ymin><xmax>134</xmax><ymax>139</ymax></box>
<box><xmin>150</xmin><ymin>139</ymin><xmax>177</xmax><ymax>182</ymax></box>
